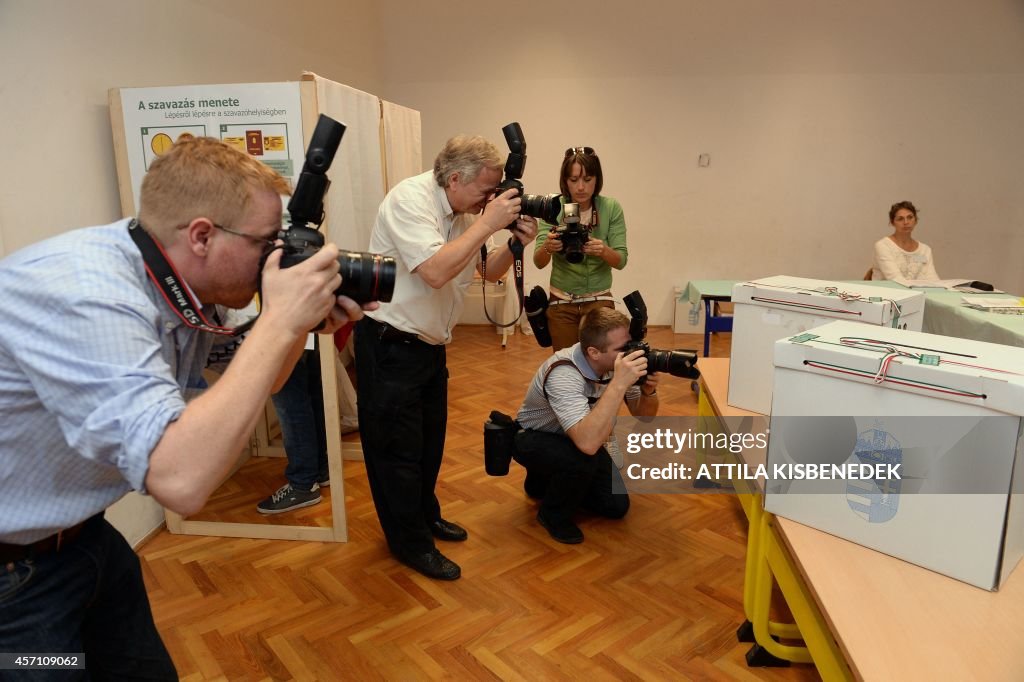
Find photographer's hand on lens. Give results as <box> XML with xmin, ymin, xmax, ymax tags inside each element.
<box><xmin>583</xmin><ymin>237</ymin><xmax>607</xmax><ymax>258</ymax></box>
<box><xmin>318</xmin><ymin>296</ymin><xmax>377</xmax><ymax>334</ymax></box>
<box><xmin>544</xmin><ymin>234</ymin><xmax>564</xmax><ymax>254</ymax></box>
<box><xmin>511</xmin><ymin>216</ymin><xmax>539</xmax><ymax>245</ymax></box>
<box><xmin>481</xmin><ymin>187</ymin><xmax>522</xmax><ymax>232</ymax></box>
<box><xmin>641</xmin><ymin>372</ymin><xmax>660</xmax><ymax>396</ymax></box>
<box><xmin>260</xmin><ymin>243</ymin><xmax>342</xmax><ymax>337</ymax></box>
<box><xmin>613</xmin><ymin>349</ymin><xmax>648</xmax><ymax>389</ymax></box>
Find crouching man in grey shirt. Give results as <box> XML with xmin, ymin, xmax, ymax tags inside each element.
<box><xmin>515</xmin><ymin>307</ymin><xmax>659</xmax><ymax>544</ymax></box>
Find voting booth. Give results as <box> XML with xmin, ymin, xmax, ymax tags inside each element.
<box><xmin>728</xmin><ymin>276</ymin><xmax>925</xmax><ymax>414</ymax></box>
<box><xmin>109</xmin><ymin>73</ymin><xmax>421</xmax><ymax>542</ymax></box>
<box><xmin>764</xmin><ymin>320</ymin><xmax>1024</xmax><ymax>590</ymax></box>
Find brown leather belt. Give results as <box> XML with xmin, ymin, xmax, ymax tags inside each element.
<box><xmin>0</xmin><ymin>519</ymin><xmax>90</xmax><ymax>563</ymax></box>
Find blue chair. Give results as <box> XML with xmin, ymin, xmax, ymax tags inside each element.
<box><xmin>703</xmin><ymin>297</ymin><xmax>733</xmax><ymax>357</ymax></box>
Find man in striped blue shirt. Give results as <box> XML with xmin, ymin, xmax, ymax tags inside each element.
<box><xmin>0</xmin><ymin>137</ymin><xmax>366</xmax><ymax>678</ymax></box>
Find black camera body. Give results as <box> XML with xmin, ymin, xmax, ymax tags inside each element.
<box><xmin>557</xmin><ymin>202</ymin><xmax>589</xmax><ymax>264</ymax></box>
<box><xmin>524</xmin><ymin>285</ymin><xmax>553</xmax><ymax>347</ymax></box>
<box><xmin>622</xmin><ymin>290</ymin><xmax>700</xmax><ymax>383</ymax></box>
<box><xmin>495</xmin><ymin>122</ymin><xmax>561</xmax><ymax>227</ymax></box>
<box><xmin>484</xmin><ymin>410</ymin><xmax>519</xmax><ymax>476</ymax></box>
<box><xmin>279</xmin><ymin>114</ymin><xmax>396</xmax><ymax>304</ymax></box>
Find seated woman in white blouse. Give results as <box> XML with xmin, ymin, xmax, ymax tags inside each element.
<box><xmin>871</xmin><ymin>200</ymin><xmax>940</xmax><ymax>281</ymax></box>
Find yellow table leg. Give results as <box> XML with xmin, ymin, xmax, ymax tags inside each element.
<box><xmin>744</xmin><ymin>499</ymin><xmax>802</xmax><ymax>642</ymax></box>
<box><xmin>696</xmin><ymin>388</ymin><xmax>731</xmax><ymax>489</ymax></box>
<box><xmin>697</xmin><ymin>390</ymin><xmax>803</xmax><ymax>649</ymax></box>
<box><xmin>763</xmin><ymin>515</ymin><xmax>855</xmax><ymax>680</ymax></box>
<box><xmin>749</xmin><ymin>506</ymin><xmax>814</xmax><ymax>664</ymax></box>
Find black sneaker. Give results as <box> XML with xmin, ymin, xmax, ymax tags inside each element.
<box><xmin>397</xmin><ymin>548</ymin><xmax>461</xmax><ymax>580</ymax></box>
<box><xmin>537</xmin><ymin>512</ymin><xmax>584</xmax><ymax>544</ymax></box>
<box><xmin>256</xmin><ymin>483</ymin><xmax>322</xmax><ymax>515</ymax></box>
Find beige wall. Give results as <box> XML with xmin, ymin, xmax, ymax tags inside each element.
<box><xmin>374</xmin><ymin>0</ymin><xmax>1024</xmax><ymax>322</ymax></box>
<box><xmin>0</xmin><ymin>0</ymin><xmax>384</xmax><ymax>545</ymax></box>
<box><xmin>3</xmin><ymin>0</ymin><xmax>1021</xmax><ymax>316</ymax></box>
<box><xmin>0</xmin><ymin>0</ymin><xmax>383</xmax><ymax>253</ymax></box>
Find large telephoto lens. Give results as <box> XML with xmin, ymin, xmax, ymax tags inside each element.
<box><xmin>521</xmin><ymin>193</ymin><xmax>562</xmax><ymax>224</ymax></box>
<box><xmin>337</xmin><ymin>250</ymin><xmax>397</xmax><ymax>304</ymax></box>
<box><xmin>648</xmin><ymin>349</ymin><xmax>700</xmax><ymax>379</ymax></box>
<box><xmin>561</xmin><ymin>231</ymin><xmax>587</xmax><ymax>264</ymax></box>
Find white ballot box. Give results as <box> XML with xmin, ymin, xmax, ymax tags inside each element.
<box><xmin>728</xmin><ymin>276</ymin><xmax>925</xmax><ymax>414</ymax></box>
<box><xmin>764</xmin><ymin>320</ymin><xmax>1024</xmax><ymax>590</ymax></box>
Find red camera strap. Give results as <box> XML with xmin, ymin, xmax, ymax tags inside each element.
<box><xmin>128</xmin><ymin>220</ymin><xmax>256</xmax><ymax>337</ymax></box>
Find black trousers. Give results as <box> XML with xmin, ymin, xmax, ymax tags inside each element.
<box><xmin>355</xmin><ymin>319</ymin><xmax>448</xmax><ymax>556</ymax></box>
<box><xmin>513</xmin><ymin>430</ymin><xmax>630</xmax><ymax>524</ymax></box>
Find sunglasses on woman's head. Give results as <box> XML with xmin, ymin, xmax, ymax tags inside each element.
<box><xmin>564</xmin><ymin>146</ymin><xmax>596</xmax><ymax>157</ymax></box>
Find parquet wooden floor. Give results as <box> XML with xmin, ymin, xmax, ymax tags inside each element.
<box><xmin>139</xmin><ymin>325</ymin><xmax>821</xmax><ymax>681</ymax></box>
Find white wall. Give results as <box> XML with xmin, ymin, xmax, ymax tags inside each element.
<box><xmin>0</xmin><ymin>0</ymin><xmax>384</xmax><ymax>545</ymax></box>
<box><xmin>375</xmin><ymin>0</ymin><xmax>1024</xmax><ymax>323</ymax></box>
<box><xmin>0</xmin><ymin>0</ymin><xmax>384</xmax><ymax>253</ymax></box>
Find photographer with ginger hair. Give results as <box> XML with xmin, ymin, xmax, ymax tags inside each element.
<box><xmin>0</xmin><ymin>137</ymin><xmax>371</xmax><ymax>677</ymax></box>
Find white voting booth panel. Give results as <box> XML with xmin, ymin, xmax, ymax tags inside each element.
<box><xmin>764</xmin><ymin>320</ymin><xmax>1024</xmax><ymax>590</ymax></box>
<box><xmin>727</xmin><ymin>276</ymin><xmax>925</xmax><ymax>414</ymax></box>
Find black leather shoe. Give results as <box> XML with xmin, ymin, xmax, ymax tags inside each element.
<box><xmin>397</xmin><ymin>549</ymin><xmax>461</xmax><ymax>580</ymax></box>
<box><xmin>537</xmin><ymin>512</ymin><xmax>584</xmax><ymax>544</ymax></box>
<box><xmin>429</xmin><ymin>519</ymin><xmax>468</xmax><ymax>542</ymax></box>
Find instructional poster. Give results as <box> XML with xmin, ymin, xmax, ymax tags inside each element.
<box><xmin>117</xmin><ymin>82</ymin><xmax>304</xmax><ymax>210</ymax></box>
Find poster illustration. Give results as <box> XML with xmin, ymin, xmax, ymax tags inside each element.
<box><xmin>117</xmin><ymin>82</ymin><xmax>304</xmax><ymax>210</ymax></box>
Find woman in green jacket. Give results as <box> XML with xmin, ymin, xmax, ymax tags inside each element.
<box><xmin>533</xmin><ymin>146</ymin><xmax>629</xmax><ymax>351</ymax></box>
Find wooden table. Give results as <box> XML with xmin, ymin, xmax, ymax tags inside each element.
<box><xmin>697</xmin><ymin>357</ymin><xmax>1024</xmax><ymax>681</ymax></box>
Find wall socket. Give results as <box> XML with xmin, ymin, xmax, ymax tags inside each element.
<box><xmin>698</xmin><ymin>153</ymin><xmax>711</xmax><ymax>168</ymax></box>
